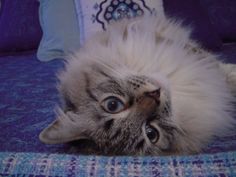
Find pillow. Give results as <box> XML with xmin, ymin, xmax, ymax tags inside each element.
<box><xmin>200</xmin><ymin>0</ymin><xmax>236</xmax><ymax>42</ymax></box>
<box><xmin>74</xmin><ymin>0</ymin><xmax>165</xmax><ymax>44</ymax></box>
<box><xmin>163</xmin><ymin>0</ymin><xmax>222</xmax><ymax>51</ymax></box>
<box><xmin>37</xmin><ymin>0</ymin><xmax>80</xmax><ymax>62</ymax></box>
<box><xmin>0</xmin><ymin>0</ymin><xmax>42</xmax><ymax>55</ymax></box>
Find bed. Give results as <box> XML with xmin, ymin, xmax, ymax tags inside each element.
<box><xmin>0</xmin><ymin>0</ymin><xmax>236</xmax><ymax>176</ymax></box>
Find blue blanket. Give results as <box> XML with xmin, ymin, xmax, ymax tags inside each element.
<box><xmin>0</xmin><ymin>53</ymin><xmax>236</xmax><ymax>176</ymax></box>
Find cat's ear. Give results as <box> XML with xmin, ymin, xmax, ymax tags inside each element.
<box><xmin>39</xmin><ymin>109</ymin><xmax>90</xmax><ymax>144</ymax></box>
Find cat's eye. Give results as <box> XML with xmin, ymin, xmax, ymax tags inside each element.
<box><xmin>102</xmin><ymin>96</ymin><xmax>125</xmax><ymax>114</ymax></box>
<box><xmin>145</xmin><ymin>124</ymin><xmax>159</xmax><ymax>143</ymax></box>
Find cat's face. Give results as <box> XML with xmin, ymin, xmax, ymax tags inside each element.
<box><xmin>39</xmin><ymin>58</ymin><xmax>181</xmax><ymax>155</ymax></box>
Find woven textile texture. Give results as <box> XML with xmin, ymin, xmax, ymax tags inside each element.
<box><xmin>0</xmin><ymin>152</ymin><xmax>236</xmax><ymax>176</ymax></box>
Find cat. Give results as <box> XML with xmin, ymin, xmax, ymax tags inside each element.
<box><xmin>39</xmin><ymin>15</ymin><xmax>236</xmax><ymax>155</ymax></box>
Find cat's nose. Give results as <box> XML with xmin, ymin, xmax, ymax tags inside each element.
<box><xmin>136</xmin><ymin>89</ymin><xmax>161</xmax><ymax>114</ymax></box>
<box><xmin>145</xmin><ymin>89</ymin><xmax>161</xmax><ymax>105</ymax></box>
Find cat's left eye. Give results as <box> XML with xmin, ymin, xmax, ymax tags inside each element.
<box><xmin>102</xmin><ymin>96</ymin><xmax>125</xmax><ymax>114</ymax></box>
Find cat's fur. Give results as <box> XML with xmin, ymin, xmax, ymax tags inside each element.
<box><xmin>39</xmin><ymin>16</ymin><xmax>236</xmax><ymax>155</ymax></box>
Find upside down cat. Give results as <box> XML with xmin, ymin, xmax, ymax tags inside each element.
<box><xmin>40</xmin><ymin>16</ymin><xmax>236</xmax><ymax>155</ymax></box>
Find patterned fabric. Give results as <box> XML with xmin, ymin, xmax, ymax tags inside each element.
<box><xmin>0</xmin><ymin>151</ymin><xmax>236</xmax><ymax>176</ymax></box>
<box><xmin>0</xmin><ymin>0</ymin><xmax>42</xmax><ymax>55</ymax></box>
<box><xmin>74</xmin><ymin>0</ymin><xmax>164</xmax><ymax>44</ymax></box>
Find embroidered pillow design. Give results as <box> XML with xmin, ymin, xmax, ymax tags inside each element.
<box><xmin>74</xmin><ymin>0</ymin><xmax>164</xmax><ymax>44</ymax></box>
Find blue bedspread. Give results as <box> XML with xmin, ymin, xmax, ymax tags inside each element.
<box><xmin>0</xmin><ymin>53</ymin><xmax>236</xmax><ymax>176</ymax></box>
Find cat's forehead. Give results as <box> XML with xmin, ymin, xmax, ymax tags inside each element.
<box><xmin>88</xmin><ymin>61</ymin><xmax>152</xmax><ymax>81</ymax></box>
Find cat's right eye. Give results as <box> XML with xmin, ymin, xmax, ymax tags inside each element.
<box><xmin>101</xmin><ymin>96</ymin><xmax>125</xmax><ymax>114</ymax></box>
<box><xmin>145</xmin><ymin>124</ymin><xmax>160</xmax><ymax>144</ymax></box>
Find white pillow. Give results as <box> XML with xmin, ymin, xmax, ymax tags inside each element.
<box><xmin>74</xmin><ymin>0</ymin><xmax>164</xmax><ymax>44</ymax></box>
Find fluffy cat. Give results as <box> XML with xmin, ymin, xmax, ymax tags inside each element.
<box><xmin>39</xmin><ymin>16</ymin><xmax>236</xmax><ymax>155</ymax></box>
